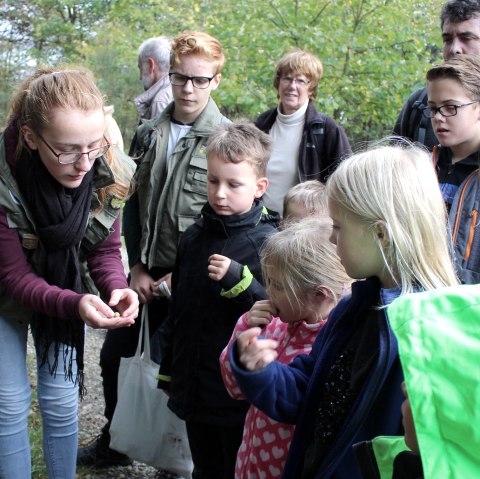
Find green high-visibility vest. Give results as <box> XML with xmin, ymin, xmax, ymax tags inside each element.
<box><xmin>387</xmin><ymin>285</ymin><xmax>480</xmax><ymax>478</ymax></box>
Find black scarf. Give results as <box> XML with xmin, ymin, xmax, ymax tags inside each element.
<box><xmin>16</xmin><ymin>143</ymin><xmax>94</xmax><ymax>397</ymax></box>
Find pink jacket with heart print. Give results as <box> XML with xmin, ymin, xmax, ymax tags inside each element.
<box><xmin>220</xmin><ymin>312</ymin><xmax>326</xmax><ymax>479</ymax></box>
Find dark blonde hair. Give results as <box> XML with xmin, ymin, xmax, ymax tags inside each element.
<box><xmin>273</xmin><ymin>49</ymin><xmax>324</xmax><ymax>99</ymax></box>
<box><xmin>170</xmin><ymin>31</ymin><xmax>225</xmax><ymax>74</ymax></box>
<box><xmin>427</xmin><ymin>54</ymin><xmax>480</xmax><ymax>99</ymax></box>
<box><xmin>7</xmin><ymin>66</ymin><xmax>132</xmax><ymax>204</ymax></box>
<box><xmin>283</xmin><ymin>180</ymin><xmax>328</xmax><ymax>220</ymax></box>
<box><xmin>262</xmin><ymin>217</ymin><xmax>351</xmax><ymax>310</ymax></box>
<box><xmin>206</xmin><ymin>120</ymin><xmax>271</xmax><ymax>177</ymax></box>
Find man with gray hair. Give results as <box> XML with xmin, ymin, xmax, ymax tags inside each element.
<box><xmin>134</xmin><ymin>36</ymin><xmax>173</xmax><ymax>121</ymax></box>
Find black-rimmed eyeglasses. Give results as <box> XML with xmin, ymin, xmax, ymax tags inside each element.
<box><xmin>169</xmin><ymin>72</ymin><xmax>216</xmax><ymax>89</ymax></box>
<box><xmin>422</xmin><ymin>100</ymin><xmax>480</xmax><ymax>118</ymax></box>
<box><xmin>37</xmin><ymin>133</ymin><xmax>110</xmax><ymax>165</ymax></box>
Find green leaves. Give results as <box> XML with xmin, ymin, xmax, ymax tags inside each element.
<box><xmin>0</xmin><ymin>0</ymin><xmax>444</xmax><ymax>146</ymax></box>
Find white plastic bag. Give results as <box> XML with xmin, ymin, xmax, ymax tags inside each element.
<box><xmin>109</xmin><ymin>307</ymin><xmax>193</xmax><ymax>477</ymax></box>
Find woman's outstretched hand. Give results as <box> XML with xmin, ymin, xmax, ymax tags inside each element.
<box><xmin>79</xmin><ymin>289</ymin><xmax>138</xmax><ymax>328</ymax></box>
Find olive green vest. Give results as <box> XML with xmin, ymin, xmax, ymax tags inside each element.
<box><xmin>0</xmin><ymin>137</ymin><xmax>135</xmax><ymax>323</ymax></box>
<box><xmin>134</xmin><ymin>98</ymin><xmax>229</xmax><ymax>269</ymax></box>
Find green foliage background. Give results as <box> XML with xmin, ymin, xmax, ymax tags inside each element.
<box><xmin>1</xmin><ymin>0</ymin><xmax>444</xmax><ymax>148</ymax></box>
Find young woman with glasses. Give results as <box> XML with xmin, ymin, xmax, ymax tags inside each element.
<box><xmin>0</xmin><ymin>67</ymin><xmax>139</xmax><ymax>479</ymax></box>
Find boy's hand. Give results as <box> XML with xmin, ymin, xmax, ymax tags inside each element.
<box><xmin>208</xmin><ymin>254</ymin><xmax>231</xmax><ymax>281</ymax></box>
<box><xmin>130</xmin><ymin>262</ymin><xmax>155</xmax><ymax>304</ymax></box>
<box><xmin>237</xmin><ymin>327</ymin><xmax>278</xmax><ymax>371</ymax></box>
<box><xmin>247</xmin><ymin>300</ymin><xmax>277</xmax><ymax>327</ymax></box>
<box><xmin>153</xmin><ymin>272</ymin><xmax>172</xmax><ymax>292</ymax></box>
<box><xmin>152</xmin><ymin>272</ymin><xmax>172</xmax><ymax>298</ymax></box>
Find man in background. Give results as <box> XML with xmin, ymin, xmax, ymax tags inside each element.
<box><xmin>393</xmin><ymin>0</ymin><xmax>480</xmax><ymax>149</ymax></box>
<box><xmin>134</xmin><ymin>36</ymin><xmax>173</xmax><ymax>122</ymax></box>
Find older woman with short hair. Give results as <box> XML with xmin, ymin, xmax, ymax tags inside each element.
<box><xmin>256</xmin><ymin>49</ymin><xmax>351</xmax><ymax>215</ymax></box>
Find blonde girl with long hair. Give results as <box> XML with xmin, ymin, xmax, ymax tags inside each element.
<box><xmin>228</xmin><ymin>141</ymin><xmax>458</xmax><ymax>479</ymax></box>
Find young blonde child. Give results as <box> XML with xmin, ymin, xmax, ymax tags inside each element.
<box><xmin>228</xmin><ymin>142</ymin><xmax>458</xmax><ymax>479</ymax></box>
<box><xmin>282</xmin><ymin>180</ymin><xmax>327</xmax><ymax>224</ymax></box>
<box><xmin>220</xmin><ymin>217</ymin><xmax>351</xmax><ymax>478</ymax></box>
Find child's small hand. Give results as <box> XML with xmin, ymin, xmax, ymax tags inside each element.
<box><xmin>401</xmin><ymin>381</ymin><xmax>419</xmax><ymax>454</ymax></box>
<box><xmin>237</xmin><ymin>327</ymin><xmax>278</xmax><ymax>371</ymax></box>
<box><xmin>208</xmin><ymin>254</ymin><xmax>231</xmax><ymax>281</ymax></box>
<box><xmin>246</xmin><ymin>300</ymin><xmax>277</xmax><ymax>327</ymax></box>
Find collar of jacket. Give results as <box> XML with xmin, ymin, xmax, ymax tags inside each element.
<box><xmin>134</xmin><ymin>73</ymin><xmax>170</xmax><ymax>114</ymax></box>
<box><xmin>435</xmin><ymin>144</ymin><xmax>480</xmax><ymax>168</ymax></box>
<box><xmin>92</xmin><ymin>155</ymin><xmax>116</xmax><ymax>190</ymax></box>
<box><xmin>256</xmin><ymin>100</ymin><xmax>321</xmax><ymax>132</ymax></box>
<box><xmin>199</xmin><ymin>199</ymin><xmax>279</xmax><ymax>237</ymax></box>
<box><xmin>141</xmin><ymin>97</ymin><xmax>225</xmax><ymax>138</ymax></box>
<box><xmin>345</xmin><ymin>277</ymin><xmax>406</xmax><ymax>309</ymax></box>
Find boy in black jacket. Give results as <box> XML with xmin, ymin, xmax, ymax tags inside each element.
<box><xmin>158</xmin><ymin>120</ymin><xmax>279</xmax><ymax>479</ymax></box>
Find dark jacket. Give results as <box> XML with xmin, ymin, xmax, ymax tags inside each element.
<box><xmin>158</xmin><ymin>200</ymin><xmax>279</xmax><ymax>425</ymax></box>
<box><xmin>393</xmin><ymin>87</ymin><xmax>438</xmax><ymax>151</ymax></box>
<box><xmin>448</xmin><ymin>169</ymin><xmax>480</xmax><ymax>284</ymax></box>
<box><xmin>229</xmin><ymin>277</ymin><xmax>405</xmax><ymax>479</ymax></box>
<box><xmin>433</xmin><ymin>145</ymin><xmax>479</xmax><ymax>212</ymax></box>
<box><xmin>432</xmin><ymin>146</ymin><xmax>480</xmax><ymax>284</ymax></box>
<box><xmin>255</xmin><ymin>101</ymin><xmax>351</xmax><ymax>183</ymax></box>
<box><xmin>353</xmin><ymin>437</ymin><xmax>423</xmax><ymax>479</ymax></box>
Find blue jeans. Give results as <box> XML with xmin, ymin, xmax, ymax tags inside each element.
<box><xmin>0</xmin><ymin>315</ymin><xmax>78</xmax><ymax>479</ymax></box>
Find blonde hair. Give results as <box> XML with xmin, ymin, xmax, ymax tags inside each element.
<box><xmin>261</xmin><ymin>217</ymin><xmax>352</xmax><ymax>310</ymax></box>
<box><xmin>7</xmin><ymin>66</ymin><xmax>132</xmax><ymax>204</ymax></box>
<box><xmin>206</xmin><ymin>120</ymin><xmax>271</xmax><ymax>177</ymax></box>
<box><xmin>326</xmin><ymin>141</ymin><xmax>458</xmax><ymax>294</ymax></box>
<box><xmin>283</xmin><ymin>180</ymin><xmax>327</xmax><ymax>221</ymax></box>
<box><xmin>427</xmin><ymin>54</ymin><xmax>480</xmax><ymax>99</ymax></box>
<box><xmin>170</xmin><ymin>31</ymin><xmax>225</xmax><ymax>74</ymax></box>
<box><xmin>273</xmin><ymin>49</ymin><xmax>324</xmax><ymax>99</ymax></box>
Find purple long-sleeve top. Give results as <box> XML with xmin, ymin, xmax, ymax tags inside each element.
<box><xmin>0</xmin><ymin>208</ymin><xmax>127</xmax><ymax>321</ymax></box>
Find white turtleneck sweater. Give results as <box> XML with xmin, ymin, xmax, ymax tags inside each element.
<box><xmin>262</xmin><ymin>101</ymin><xmax>308</xmax><ymax>215</ymax></box>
